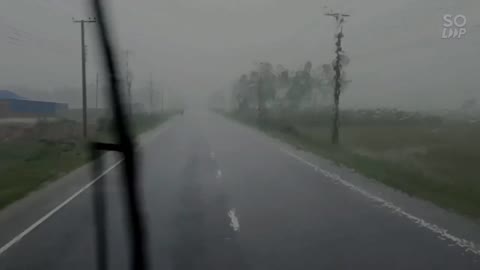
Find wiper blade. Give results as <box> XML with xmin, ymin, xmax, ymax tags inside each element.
<box><xmin>90</xmin><ymin>0</ymin><xmax>148</xmax><ymax>269</ymax></box>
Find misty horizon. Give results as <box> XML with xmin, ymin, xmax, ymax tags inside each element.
<box><xmin>0</xmin><ymin>0</ymin><xmax>479</xmax><ymax>111</ymax></box>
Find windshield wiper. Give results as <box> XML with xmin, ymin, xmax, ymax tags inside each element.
<box><xmin>90</xmin><ymin>0</ymin><xmax>148</xmax><ymax>269</ymax></box>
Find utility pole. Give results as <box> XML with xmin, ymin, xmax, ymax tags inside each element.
<box><xmin>149</xmin><ymin>73</ymin><xmax>154</xmax><ymax>114</ymax></box>
<box><xmin>95</xmin><ymin>72</ymin><xmax>99</xmax><ymax>110</ymax></box>
<box><xmin>125</xmin><ymin>50</ymin><xmax>132</xmax><ymax>116</ymax></box>
<box><xmin>160</xmin><ymin>86</ymin><xmax>165</xmax><ymax>113</ymax></box>
<box><xmin>73</xmin><ymin>18</ymin><xmax>96</xmax><ymax>138</ymax></box>
<box><xmin>325</xmin><ymin>12</ymin><xmax>349</xmax><ymax>145</ymax></box>
<box><xmin>256</xmin><ymin>76</ymin><xmax>265</xmax><ymax>123</ymax></box>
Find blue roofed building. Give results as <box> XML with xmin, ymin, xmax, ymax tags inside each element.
<box><xmin>0</xmin><ymin>90</ymin><xmax>68</xmax><ymax>118</ymax></box>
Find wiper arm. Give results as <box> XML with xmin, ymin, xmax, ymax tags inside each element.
<box><xmin>90</xmin><ymin>0</ymin><xmax>148</xmax><ymax>270</ymax></box>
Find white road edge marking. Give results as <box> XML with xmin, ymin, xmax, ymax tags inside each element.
<box><xmin>0</xmin><ymin>125</ymin><xmax>171</xmax><ymax>256</ymax></box>
<box><xmin>216</xmin><ymin>170</ymin><xmax>222</xmax><ymax>179</ymax></box>
<box><xmin>279</xmin><ymin>148</ymin><xmax>480</xmax><ymax>256</ymax></box>
<box><xmin>228</xmin><ymin>209</ymin><xmax>240</xmax><ymax>232</ymax></box>
<box><xmin>0</xmin><ymin>159</ymin><xmax>123</xmax><ymax>256</ymax></box>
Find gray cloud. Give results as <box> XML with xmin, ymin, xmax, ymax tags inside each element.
<box><xmin>0</xmin><ymin>0</ymin><xmax>479</xmax><ymax>109</ymax></box>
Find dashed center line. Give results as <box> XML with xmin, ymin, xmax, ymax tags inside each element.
<box><xmin>228</xmin><ymin>209</ymin><xmax>240</xmax><ymax>232</ymax></box>
<box><xmin>216</xmin><ymin>169</ymin><xmax>222</xmax><ymax>179</ymax></box>
<box><xmin>210</xmin><ymin>152</ymin><xmax>216</xmax><ymax>159</ymax></box>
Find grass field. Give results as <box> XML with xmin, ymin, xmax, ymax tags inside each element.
<box><xmin>0</xmin><ymin>113</ymin><xmax>174</xmax><ymax>209</ymax></box>
<box><xmin>0</xmin><ymin>140</ymin><xmax>87</xmax><ymax>208</ymax></box>
<box><xmin>226</xmin><ymin>110</ymin><xmax>480</xmax><ymax>220</ymax></box>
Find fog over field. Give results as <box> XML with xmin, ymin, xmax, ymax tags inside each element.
<box><xmin>0</xmin><ymin>0</ymin><xmax>479</xmax><ymax>110</ymax></box>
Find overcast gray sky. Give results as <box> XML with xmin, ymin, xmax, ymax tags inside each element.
<box><xmin>0</xmin><ymin>0</ymin><xmax>479</xmax><ymax>109</ymax></box>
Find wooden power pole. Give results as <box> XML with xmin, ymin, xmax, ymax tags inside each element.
<box><xmin>73</xmin><ymin>17</ymin><xmax>96</xmax><ymax>138</ymax></box>
<box><xmin>325</xmin><ymin>12</ymin><xmax>350</xmax><ymax>145</ymax></box>
<box><xmin>149</xmin><ymin>73</ymin><xmax>154</xmax><ymax>114</ymax></box>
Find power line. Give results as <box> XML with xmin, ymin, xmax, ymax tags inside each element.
<box><xmin>18</xmin><ymin>0</ymin><xmax>76</xmax><ymax>19</ymax></box>
<box><xmin>0</xmin><ymin>0</ymin><xmax>78</xmax><ymax>52</ymax></box>
<box><xmin>0</xmin><ymin>16</ymin><xmax>75</xmax><ymax>55</ymax></box>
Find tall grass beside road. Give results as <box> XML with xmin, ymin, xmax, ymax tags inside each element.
<box><xmin>0</xmin><ymin>112</ymin><xmax>175</xmax><ymax>209</ymax></box>
<box><xmin>224</xmin><ymin>109</ymin><xmax>480</xmax><ymax>219</ymax></box>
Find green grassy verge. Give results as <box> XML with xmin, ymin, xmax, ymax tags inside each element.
<box><xmin>0</xmin><ymin>141</ymin><xmax>88</xmax><ymax>208</ymax></box>
<box><xmin>224</xmin><ymin>111</ymin><xmax>480</xmax><ymax>220</ymax></box>
<box><xmin>0</xmin><ymin>113</ymin><xmax>174</xmax><ymax>209</ymax></box>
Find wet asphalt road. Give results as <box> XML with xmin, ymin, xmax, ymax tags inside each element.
<box><xmin>0</xmin><ymin>110</ymin><xmax>479</xmax><ymax>270</ymax></box>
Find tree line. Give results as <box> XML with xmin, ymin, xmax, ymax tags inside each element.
<box><xmin>230</xmin><ymin>57</ymin><xmax>351</xmax><ymax>144</ymax></box>
<box><xmin>229</xmin><ymin>14</ymin><xmax>350</xmax><ymax>144</ymax></box>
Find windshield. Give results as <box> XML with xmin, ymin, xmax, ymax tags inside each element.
<box><xmin>1</xmin><ymin>0</ymin><xmax>480</xmax><ymax>269</ymax></box>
